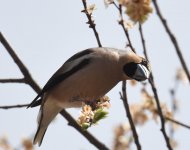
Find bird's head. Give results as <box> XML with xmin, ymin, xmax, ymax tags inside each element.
<box><xmin>119</xmin><ymin>50</ymin><xmax>150</xmax><ymax>81</ymax></box>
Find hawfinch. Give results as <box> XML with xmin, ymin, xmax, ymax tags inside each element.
<box><xmin>28</xmin><ymin>47</ymin><xmax>150</xmax><ymax>146</ymax></box>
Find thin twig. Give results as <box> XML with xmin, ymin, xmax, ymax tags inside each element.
<box><xmin>165</xmin><ymin>117</ymin><xmax>190</xmax><ymax>130</ymax></box>
<box><xmin>81</xmin><ymin>0</ymin><xmax>102</xmax><ymax>47</ymax></box>
<box><xmin>60</xmin><ymin>110</ymin><xmax>109</xmax><ymax>150</ymax></box>
<box><xmin>120</xmin><ymin>81</ymin><xmax>142</xmax><ymax>150</ymax></box>
<box><xmin>112</xmin><ymin>2</ymin><xmax>141</xmax><ymax>149</ymax></box>
<box><xmin>0</xmin><ymin>32</ymin><xmax>108</xmax><ymax>149</ymax></box>
<box><xmin>112</xmin><ymin>2</ymin><xmax>136</xmax><ymax>53</ymax></box>
<box><xmin>152</xmin><ymin>0</ymin><xmax>190</xmax><ymax>83</ymax></box>
<box><xmin>138</xmin><ymin>24</ymin><xmax>148</xmax><ymax>60</ymax></box>
<box><xmin>0</xmin><ymin>32</ymin><xmax>41</xmax><ymax>93</ymax></box>
<box><xmin>0</xmin><ymin>104</ymin><xmax>29</xmax><ymax>109</ymax></box>
<box><xmin>0</xmin><ymin>78</ymin><xmax>25</xmax><ymax>83</ymax></box>
<box><xmin>149</xmin><ymin>78</ymin><xmax>172</xmax><ymax>150</ymax></box>
<box><xmin>139</xmin><ymin>23</ymin><xmax>172</xmax><ymax>150</ymax></box>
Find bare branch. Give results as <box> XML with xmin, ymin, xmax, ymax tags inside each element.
<box><xmin>138</xmin><ymin>24</ymin><xmax>148</xmax><ymax>60</ymax></box>
<box><xmin>0</xmin><ymin>78</ymin><xmax>25</xmax><ymax>83</ymax></box>
<box><xmin>111</xmin><ymin>3</ymin><xmax>141</xmax><ymax>148</ymax></box>
<box><xmin>81</xmin><ymin>0</ymin><xmax>102</xmax><ymax>47</ymax></box>
<box><xmin>0</xmin><ymin>32</ymin><xmax>108</xmax><ymax>149</ymax></box>
<box><xmin>112</xmin><ymin>2</ymin><xmax>136</xmax><ymax>53</ymax></box>
<box><xmin>149</xmin><ymin>78</ymin><xmax>172</xmax><ymax>150</ymax></box>
<box><xmin>0</xmin><ymin>32</ymin><xmax>41</xmax><ymax>93</ymax></box>
<box><xmin>120</xmin><ymin>81</ymin><xmax>142</xmax><ymax>150</ymax></box>
<box><xmin>152</xmin><ymin>0</ymin><xmax>190</xmax><ymax>83</ymax></box>
<box><xmin>139</xmin><ymin>23</ymin><xmax>173</xmax><ymax>150</ymax></box>
<box><xmin>0</xmin><ymin>104</ymin><xmax>28</xmax><ymax>109</ymax></box>
<box><xmin>165</xmin><ymin>117</ymin><xmax>190</xmax><ymax>130</ymax></box>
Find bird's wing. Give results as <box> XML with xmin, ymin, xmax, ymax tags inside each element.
<box><xmin>28</xmin><ymin>49</ymin><xmax>94</xmax><ymax>108</ymax></box>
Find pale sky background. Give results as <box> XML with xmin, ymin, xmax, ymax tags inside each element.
<box><xmin>0</xmin><ymin>0</ymin><xmax>190</xmax><ymax>150</ymax></box>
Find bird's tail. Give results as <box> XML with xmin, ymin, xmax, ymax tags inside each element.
<box><xmin>33</xmin><ymin>98</ymin><xmax>62</xmax><ymax>146</ymax></box>
<box><xmin>33</xmin><ymin>124</ymin><xmax>47</xmax><ymax>146</ymax></box>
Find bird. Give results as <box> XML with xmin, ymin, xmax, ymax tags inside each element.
<box><xmin>28</xmin><ymin>47</ymin><xmax>150</xmax><ymax>146</ymax></box>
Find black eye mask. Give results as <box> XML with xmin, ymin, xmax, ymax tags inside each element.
<box><xmin>123</xmin><ymin>60</ymin><xmax>149</xmax><ymax>78</ymax></box>
<box><xmin>123</xmin><ymin>62</ymin><xmax>138</xmax><ymax>77</ymax></box>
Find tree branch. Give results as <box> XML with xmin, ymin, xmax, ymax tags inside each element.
<box><xmin>81</xmin><ymin>0</ymin><xmax>102</xmax><ymax>47</ymax></box>
<box><xmin>139</xmin><ymin>23</ymin><xmax>173</xmax><ymax>150</ymax></box>
<box><xmin>0</xmin><ymin>78</ymin><xmax>25</xmax><ymax>83</ymax></box>
<box><xmin>165</xmin><ymin>117</ymin><xmax>190</xmax><ymax>130</ymax></box>
<box><xmin>152</xmin><ymin>0</ymin><xmax>190</xmax><ymax>83</ymax></box>
<box><xmin>0</xmin><ymin>32</ymin><xmax>109</xmax><ymax>149</ymax></box>
<box><xmin>112</xmin><ymin>2</ymin><xmax>136</xmax><ymax>53</ymax></box>
<box><xmin>0</xmin><ymin>32</ymin><xmax>41</xmax><ymax>93</ymax></box>
<box><xmin>111</xmin><ymin>3</ymin><xmax>142</xmax><ymax>149</ymax></box>
<box><xmin>0</xmin><ymin>104</ymin><xmax>29</xmax><ymax>109</ymax></box>
<box><xmin>120</xmin><ymin>81</ymin><xmax>142</xmax><ymax>150</ymax></box>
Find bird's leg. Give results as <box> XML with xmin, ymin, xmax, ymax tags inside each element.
<box><xmin>85</xmin><ymin>99</ymin><xmax>98</xmax><ymax>111</ymax></box>
<box><xmin>84</xmin><ymin>96</ymin><xmax>110</xmax><ymax>110</ymax></box>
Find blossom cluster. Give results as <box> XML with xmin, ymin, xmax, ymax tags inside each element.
<box><xmin>77</xmin><ymin>96</ymin><xmax>110</xmax><ymax>130</ymax></box>
<box><xmin>119</xmin><ymin>0</ymin><xmax>153</xmax><ymax>23</ymax></box>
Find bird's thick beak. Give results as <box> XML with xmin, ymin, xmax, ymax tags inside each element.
<box><xmin>132</xmin><ymin>64</ymin><xmax>150</xmax><ymax>81</ymax></box>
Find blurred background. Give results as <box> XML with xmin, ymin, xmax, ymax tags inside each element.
<box><xmin>0</xmin><ymin>0</ymin><xmax>190</xmax><ymax>149</ymax></box>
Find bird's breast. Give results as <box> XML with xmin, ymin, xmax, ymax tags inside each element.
<box><xmin>50</xmin><ymin>59</ymin><xmax>120</xmax><ymax>108</ymax></box>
